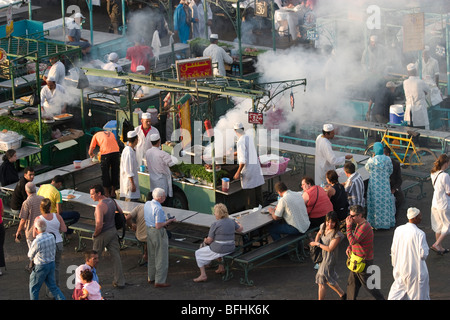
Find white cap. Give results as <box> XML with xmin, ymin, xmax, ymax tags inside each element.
<box><xmin>74</xmin><ymin>12</ymin><xmax>85</xmax><ymax>19</ymax></box>
<box><xmin>423</xmin><ymin>45</ymin><xmax>430</xmax><ymax>52</ymax></box>
<box><xmin>136</xmin><ymin>65</ymin><xmax>145</xmax><ymax>72</ymax></box>
<box><xmin>323</xmin><ymin>124</ymin><xmax>334</xmax><ymax>132</ymax></box>
<box><xmin>108</xmin><ymin>52</ymin><xmax>119</xmax><ymax>62</ymax></box>
<box><xmin>386</xmin><ymin>81</ymin><xmax>396</xmax><ymax>88</ymax></box>
<box><xmin>47</xmin><ymin>75</ymin><xmax>56</xmax><ymax>82</ymax></box>
<box><xmin>234</xmin><ymin>122</ymin><xmax>244</xmax><ymax>130</ymax></box>
<box><xmin>407</xmin><ymin>63</ymin><xmax>416</xmax><ymax>71</ymax></box>
<box><xmin>141</xmin><ymin>112</ymin><xmax>151</xmax><ymax>119</ymax></box>
<box><xmin>127</xmin><ymin>131</ymin><xmax>137</xmax><ymax>139</ymax></box>
<box><xmin>407</xmin><ymin>207</ymin><xmax>420</xmax><ymax>219</ymax></box>
<box><xmin>150</xmin><ymin>133</ymin><xmax>160</xmax><ymax>141</ymax></box>
<box><xmin>210</xmin><ymin>34</ymin><xmax>219</xmax><ymax>40</ymax></box>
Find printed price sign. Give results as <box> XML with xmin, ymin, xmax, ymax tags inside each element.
<box><xmin>248</xmin><ymin>112</ymin><xmax>263</xmax><ymax>125</ymax></box>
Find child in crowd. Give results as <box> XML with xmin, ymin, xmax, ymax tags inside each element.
<box><xmin>79</xmin><ymin>269</ymin><xmax>103</xmax><ymax>300</ymax></box>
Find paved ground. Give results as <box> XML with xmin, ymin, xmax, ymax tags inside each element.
<box><xmin>1</xmin><ymin>158</ymin><xmax>449</xmax><ymax>304</ymax></box>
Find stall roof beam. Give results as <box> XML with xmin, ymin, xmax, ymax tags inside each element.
<box><xmin>82</xmin><ymin>67</ymin><xmax>268</xmax><ymax>100</ymax></box>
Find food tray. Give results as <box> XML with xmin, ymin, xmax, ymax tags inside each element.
<box><xmin>53</xmin><ymin>113</ymin><xmax>73</xmax><ymax>121</ymax></box>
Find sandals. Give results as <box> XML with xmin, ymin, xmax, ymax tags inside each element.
<box><xmin>430</xmin><ymin>245</ymin><xmax>447</xmax><ymax>256</ymax></box>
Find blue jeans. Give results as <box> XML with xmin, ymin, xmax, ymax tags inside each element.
<box><xmin>29</xmin><ymin>261</ymin><xmax>65</xmax><ymax>300</ymax></box>
<box><xmin>61</xmin><ymin>211</ymin><xmax>80</xmax><ymax>235</ymax></box>
<box><xmin>269</xmin><ymin>220</ymin><xmax>301</xmax><ymax>241</ymax></box>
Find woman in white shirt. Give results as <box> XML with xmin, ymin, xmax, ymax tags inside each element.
<box><xmin>430</xmin><ymin>154</ymin><xmax>450</xmax><ymax>255</ymax></box>
<box><xmin>34</xmin><ymin>198</ymin><xmax>67</xmax><ymax>291</ymax></box>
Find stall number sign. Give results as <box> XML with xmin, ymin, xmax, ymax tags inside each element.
<box><xmin>248</xmin><ymin>112</ymin><xmax>263</xmax><ymax>125</ymax></box>
<box><xmin>255</xmin><ymin>0</ymin><xmax>268</xmax><ymax>17</ymax></box>
<box><xmin>176</xmin><ymin>57</ymin><xmax>213</xmax><ymax>81</ymax></box>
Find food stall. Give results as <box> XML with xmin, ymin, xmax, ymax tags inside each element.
<box><xmin>0</xmin><ymin>35</ymin><xmax>87</xmax><ymax>168</ymax></box>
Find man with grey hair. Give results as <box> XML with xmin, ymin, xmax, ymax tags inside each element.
<box><xmin>15</xmin><ymin>182</ymin><xmax>44</xmax><ymax>249</ymax></box>
<box><xmin>366</xmin><ymin>81</ymin><xmax>397</xmax><ymax>124</ymax></box>
<box><xmin>28</xmin><ymin>218</ymin><xmax>65</xmax><ymax>300</ymax></box>
<box><xmin>388</xmin><ymin>207</ymin><xmax>430</xmax><ymax>300</ymax></box>
<box><xmin>144</xmin><ymin>188</ymin><xmax>176</xmax><ymax>288</ymax></box>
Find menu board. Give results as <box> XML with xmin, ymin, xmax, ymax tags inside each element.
<box><xmin>402</xmin><ymin>13</ymin><xmax>424</xmax><ymax>53</ymax></box>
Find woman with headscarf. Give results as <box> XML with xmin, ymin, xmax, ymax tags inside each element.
<box><xmin>365</xmin><ymin>142</ymin><xmax>395</xmax><ymax>229</ymax></box>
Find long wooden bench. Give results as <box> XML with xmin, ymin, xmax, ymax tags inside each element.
<box><xmin>230</xmin><ymin>231</ymin><xmax>314</xmax><ymax>286</ymax></box>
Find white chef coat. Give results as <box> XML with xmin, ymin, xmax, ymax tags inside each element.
<box><xmin>314</xmin><ymin>134</ymin><xmax>345</xmax><ymax>186</ymax></box>
<box><xmin>40</xmin><ymin>84</ymin><xmax>66</xmax><ymax>116</ymax></box>
<box><xmin>102</xmin><ymin>61</ymin><xmax>125</xmax><ymax>87</ymax></box>
<box><xmin>47</xmin><ymin>61</ymin><xmax>66</xmax><ymax>85</ymax></box>
<box><xmin>190</xmin><ymin>0</ymin><xmax>212</xmax><ymax>39</ymax></box>
<box><xmin>145</xmin><ymin>146</ymin><xmax>178</xmax><ymax>197</ymax></box>
<box><xmin>120</xmin><ymin>145</ymin><xmax>140</xmax><ymax>199</ymax></box>
<box><xmin>134</xmin><ymin>125</ymin><xmax>160</xmax><ymax>166</ymax></box>
<box><xmin>203</xmin><ymin>44</ymin><xmax>233</xmax><ymax>77</ymax></box>
<box><xmin>236</xmin><ymin>134</ymin><xmax>264</xmax><ymax>189</ymax></box>
<box><xmin>388</xmin><ymin>223</ymin><xmax>430</xmax><ymax>300</ymax></box>
<box><xmin>403</xmin><ymin>76</ymin><xmax>430</xmax><ymax>129</ymax></box>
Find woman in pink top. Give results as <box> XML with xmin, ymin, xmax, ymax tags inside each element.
<box><xmin>302</xmin><ymin>176</ymin><xmax>333</xmax><ymax>229</ymax></box>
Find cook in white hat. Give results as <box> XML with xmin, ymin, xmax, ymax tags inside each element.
<box><xmin>120</xmin><ymin>130</ymin><xmax>140</xmax><ymax>200</ymax></box>
<box><xmin>314</xmin><ymin>123</ymin><xmax>353</xmax><ymax>186</ymax></box>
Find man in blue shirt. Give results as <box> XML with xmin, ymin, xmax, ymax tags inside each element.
<box><xmin>144</xmin><ymin>188</ymin><xmax>176</xmax><ymax>288</ymax></box>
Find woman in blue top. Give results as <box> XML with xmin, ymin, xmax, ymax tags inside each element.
<box><xmin>193</xmin><ymin>203</ymin><xmax>243</xmax><ymax>282</ymax></box>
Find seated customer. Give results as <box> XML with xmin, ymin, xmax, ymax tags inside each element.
<box><xmin>301</xmin><ymin>176</ymin><xmax>333</xmax><ymax>229</ymax></box>
<box><xmin>343</xmin><ymin>162</ymin><xmax>365</xmax><ymax>207</ymax></box>
<box><xmin>37</xmin><ymin>175</ymin><xmax>80</xmax><ymax>234</ymax></box>
<box><xmin>324</xmin><ymin>170</ymin><xmax>349</xmax><ymax>221</ymax></box>
<box><xmin>10</xmin><ymin>167</ymin><xmax>35</xmax><ymax>216</ymax></box>
<box><xmin>0</xmin><ymin>149</ymin><xmax>19</xmax><ymax>187</ymax></box>
<box><xmin>193</xmin><ymin>203</ymin><xmax>243</xmax><ymax>283</ymax></box>
<box><xmin>268</xmin><ymin>181</ymin><xmax>310</xmax><ymax>241</ymax></box>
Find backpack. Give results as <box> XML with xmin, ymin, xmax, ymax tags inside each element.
<box><xmin>112</xmin><ymin>199</ymin><xmax>126</xmax><ymax>240</ymax></box>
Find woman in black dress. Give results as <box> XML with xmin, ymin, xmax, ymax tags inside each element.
<box><xmin>324</xmin><ymin>170</ymin><xmax>349</xmax><ymax>221</ymax></box>
<box><xmin>0</xmin><ymin>149</ymin><xmax>19</xmax><ymax>187</ymax></box>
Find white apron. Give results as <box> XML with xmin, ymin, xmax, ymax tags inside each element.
<box><xmin>120</xmin><ymin>145</ymin><xmax>140</xmax><ymax>199</ymax></box>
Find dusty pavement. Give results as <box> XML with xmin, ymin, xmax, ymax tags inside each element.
<box><xmin>1</xmin><ymin>158</ymin><xmax>449</xmax><ymax>309</ymax></box>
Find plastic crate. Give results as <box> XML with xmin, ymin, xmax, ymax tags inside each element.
<box><xmin>260</xmin><ymin>156</ymin><xmax>290</xmax><ymax>175</ymax></box>
<box><xmin>0</xmin><ymin>135</ymin><xmax>23</xmax><ymax>151</ymax></box>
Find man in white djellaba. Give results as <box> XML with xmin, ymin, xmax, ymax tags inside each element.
<box><xmin>314</xmin><ymin>123</ymin><xmax>352</xmax><ymax>186</ymax></box>
<box><xmin>388</xmin><ymin>207</ymin><xmax>430</xmax><ymax>300</ymax></box>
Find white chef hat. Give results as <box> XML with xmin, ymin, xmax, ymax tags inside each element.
<box><xmin>323</xmin><ymin>124</ymin><xmax>334</xmax><ymax>132</ymax></box>
<box><xmin>74</xmin><ymin>12</ymin><xmax>85</xmax><ymax>19</ymax></box>
<box><xmin>234</xmin><ymin>122</ymin><xmax>244</xmax><ymax>130</ymax></box>
<box><xmin>141</xmin><ymin>112</ymin><xmax>151</xmax><ymax>119</ymax></box>
<box><xmin>127</xmin><ymin>131</ymin><xmax>137</xmax><ymax>139</ymax></box>
<box><xmin>150</xmin><ymin>133</ymin><xmax>160</xmax><ymax>141</ymax></box>
<box><xmin>108</xmin><ymin>52</ymin><xmax>119</xmax><ymax>62</ymax></box>
<box><xmin>210</xmin><ymin>34</ymin><xmax>219</xmax><ymax>40</ymax></box>
<box><xmin>423</xmin><ymin>45</ymin><xmax>430</xmax><ymax>52</ymax></box>
<box><xmin>136</xmin><ymin>65</ymin><xmax>145</xmax><ymax>72</ymax></box>
<box><xmin>47</xmin><ymin>75</ymin><xmax>56</xmax><ymax>82</ymax></box>
<box><xmin>386</xmin><ymin>81</ymin><xmax>396</xmax><ymax>88</ymax></box>
<box><xmin>407</xmin><ymin>207</ymin><xmax>420</xmax><ymax>219</ymax></box>
<box><xmin>407</xmin><ymin>63</ymin><xmax>416</xmax><ymax>71</ymax></box>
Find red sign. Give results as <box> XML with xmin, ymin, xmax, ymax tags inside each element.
<box><xmin>248</xmin><ymin>112</ymin><xmax>263</xmax><ymax>125</ymax></box>
<box><xmin>176</xmin><ymin>57</ymin><xmax>213</xmax><ymax>81</ymax></box>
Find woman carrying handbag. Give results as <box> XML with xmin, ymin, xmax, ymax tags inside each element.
<box><xmin>310</xmin><ymin>211</ymin><xmax>346</xmax><ymax>300</ymax></box>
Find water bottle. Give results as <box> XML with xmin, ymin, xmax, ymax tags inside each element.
<box><xmin>235</xmin><ymin>65</ymin><xmax>240</xmax><ymax>76</ymax></box>
<box><xmin>232</xmin><ymin>65</ymin><xmax>236</xmax><ymax>75</ymax></box>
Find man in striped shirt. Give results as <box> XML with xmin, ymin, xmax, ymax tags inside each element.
<box><xmin>344</xmin><ymin>162</ymin><xmax>365</xmax><ymax>207</ymax></box>
<box><xmin>345</xmin><ymin>205</ymin><xmax>384</xmax><ymax>300</ymax></box>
